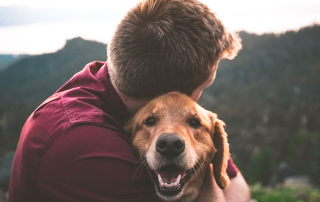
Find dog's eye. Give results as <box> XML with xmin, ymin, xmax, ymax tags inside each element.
<box><xmin>145</xmin><ymin>117</ymin><xmax>157</xmax><ymax>127</ymax></box>
<box><xmin>189</xmin><ymin>118</ymin><xmax>202</xmax><ymax>128</ymax></box>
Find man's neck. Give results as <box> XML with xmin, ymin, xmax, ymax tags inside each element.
<box><xmin>111</xmin><ymin>79</ymin><xmax>150</xmax><ymax>114</ymax></box>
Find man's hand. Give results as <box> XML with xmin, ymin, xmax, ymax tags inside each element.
<box><xmin>195</xmin><ymin>164</ymin><xmax>250</xmax><ymax>202</ymax></box>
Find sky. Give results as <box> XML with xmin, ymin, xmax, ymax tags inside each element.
<box><xmin>0</xmin><ymin>0</ymin><xmax>319</xmax><ymax>54</ymax></box>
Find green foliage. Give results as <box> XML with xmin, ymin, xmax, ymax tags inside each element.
<box><xmin>250</xmin><ymin>147</ymin><xmax>276</xmax><ymax>185</ymax></box>
<box><xmin>312</xmin><ymin>131</ymin><xmax>320</xmax><ymax>183</ymax></box>
<box><xmin>232</xmin><ymin>157</ymin><xmax>245</xmax><ymax>173</ymax></box>
<box><xmin>251</xmin><ymin>183</ymin><xmax>320</xmax><ymax>202</ymax></box>
<box><xmin>285</xmin><ymin>130</ymin><xmax>320</xmax><ymax>184</ymax></box>
<box><xmin>286</xmin><ymin>129</ymin><xmax>309</xmax><ymax>162</ymax></box>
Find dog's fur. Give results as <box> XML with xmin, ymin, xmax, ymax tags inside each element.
<box><xmin>125</xmin><ymin>92</ymin><xmax>230</xmax><ymax>201</ymax></box>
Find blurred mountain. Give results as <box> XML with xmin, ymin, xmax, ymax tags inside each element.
<box><xmin>0</xmin><ymin>25</ymin><xmax>319</xmax><ymax>185</ymax></box>
<box><xmin>0</xmin><ymin>37</ymin><xmax>107</xmax><ymax>152</ymax></box>
<box><xmin>199</xmin><ymin>25</ymin><xmax>320</xmax><ymax>184</ymax></box>
<box><xmin>0</xmin><ymin>54</ymin><xmax>28</xmax><ymax>71</ymax></box>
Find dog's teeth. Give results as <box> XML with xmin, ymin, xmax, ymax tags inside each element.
<box><xmin>176</xmin><ymin>174</ymin><xmax>181</xmax><ymax>184</ymax></box>
<box><xmin>161</xmin><ymin>181</ymin><xmax>180</xmax><ymax>188</ymax></box>
<box><xmin>161</xmin><ymin>180</ymin><xmax>180</xmax><ymax>188</ymax></box>
<box><xmin>158</xmin><ymin>174</ymin><xmax>163</xmax><ymax>183</ymax></box>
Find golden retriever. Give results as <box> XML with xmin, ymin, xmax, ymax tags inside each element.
<box><xmin>125</xmin><ymin>92</ymin><xmax>230</xmax><ymax>202</ymax></box>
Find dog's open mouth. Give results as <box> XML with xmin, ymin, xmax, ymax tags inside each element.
<box><xmin>148</xmin><ymin>163</ymin><xmax>200</xmax><ymax>197</ymax></box>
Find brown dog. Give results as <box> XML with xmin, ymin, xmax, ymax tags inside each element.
<box><xmin>125</xmin><ymin>92</ymin><xmax>230</xmax><ymax>202</ymax></box>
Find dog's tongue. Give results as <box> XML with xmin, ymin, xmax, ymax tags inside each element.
<box><xmin>155</xmin><ymin>167</ymin><xmax>186</xmax><ymax>183</ymax></box>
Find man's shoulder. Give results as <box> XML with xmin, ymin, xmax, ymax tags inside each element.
<box><xmin>24</xmin><ymin>87</ymin><xmax>125</xmax><ymax>157</ymax></box>
<box><xmin>23</xmin><ymin>59</ymin><xmax>128</xmax><ymax>160</ymax></box>
<box><xmin>32</xmin><ymin>85</ymin><xmax>122</xmax><ymax>129</ymax></box>
<box><xmin>45</xmin><ymin>123</ymin><xmax>134</xmax><ymax>162</ymax></box>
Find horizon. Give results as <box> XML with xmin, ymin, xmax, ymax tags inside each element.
<box><xmin>0</xmin><ymin>0</ymin><xmax>319</xmax><ymax>55</ymax></box>
<box><xmin>1</xmin><ymin>24</ymin><xmax>318</xmax><ymax>57</ymax></box>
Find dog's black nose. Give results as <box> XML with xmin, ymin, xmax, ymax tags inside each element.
<box><xmin>156</xmin><ymin>133</ymin><xmax>185</xmax><ymax>158</ymax></box>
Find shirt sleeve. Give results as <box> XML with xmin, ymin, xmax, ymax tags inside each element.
<box><xmin>226</xmin><ymin>157</ymin><xmax>239</xmax><ymax>179</ymax></box>
<box><xmin>38</xmin><ymin>124</ymin><xmax>163</xmax><ymax>202</ymax></box>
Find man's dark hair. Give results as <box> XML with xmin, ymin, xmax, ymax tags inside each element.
<box><xmin>108</xmin><ymin>0</ymin><xmax>241</xmax><ymax>98</ymax></box>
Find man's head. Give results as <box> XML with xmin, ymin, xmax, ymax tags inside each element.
<box><xmin>108</xmin><ymin>0</ymin><xmax>241</xmax><ymax>99</ymax></box>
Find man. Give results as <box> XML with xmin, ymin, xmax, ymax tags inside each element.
<box><xmin>9</xmin><ymin>0</ymin><xmax>250</xmax><ymax>201</ymax></box>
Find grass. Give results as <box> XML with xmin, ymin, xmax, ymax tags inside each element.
<box><xmin>250</xmin><ymin>183</ymin><xmax>320</xmax><ymax>202</ymax></box>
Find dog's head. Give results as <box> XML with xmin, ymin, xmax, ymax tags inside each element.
<box><xmin>125</xmin><ymin>92</ymin><xmax>230</xmax><ymax>201</ymax></box>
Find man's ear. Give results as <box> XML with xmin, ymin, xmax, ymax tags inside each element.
<box><xmin>211</xmin><ymin>117</ymin><xmax>230</xmax><ymax>189</ymax></box>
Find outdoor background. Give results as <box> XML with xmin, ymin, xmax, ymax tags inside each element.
<box><xmin>0</xmin><ymin>0</ymin><xmax>320</xmax><ymax>201</ymax></box>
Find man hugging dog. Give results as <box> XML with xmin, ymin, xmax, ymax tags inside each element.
<box><xmin>9</xmin><ymin>0</ymin><xmax>250</xmax><ymax>201</ymax></box>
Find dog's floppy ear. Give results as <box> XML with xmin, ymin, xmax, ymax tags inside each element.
<box><xmin>211</xmin><ymin>116</ymin><xmax>230</xmax><ymax>189</ymax></box>
<box><xmin>124</xmin><ymin>116</ymin><xmax>137</xmax><ymax>140</ymax></box>
<box><xmin>124</xmin><ymin>112</ymin><xmax>144</xmax><ymax>141</ymax></box>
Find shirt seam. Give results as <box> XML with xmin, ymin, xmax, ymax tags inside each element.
<box><xmin>61</xmin><ymin>93</ymin><xmax>72</xmax><ymax>124</ymax></box>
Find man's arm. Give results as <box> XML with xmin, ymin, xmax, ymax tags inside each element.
<box><xmin>196</xmin><ymin>164</ymin><xmax>250</xmax><ymax>202</ymax></box>
<box><xmin>38</xmin><ymin>124</ymin><xmax>163</xmax><ymax>202</ymax></box>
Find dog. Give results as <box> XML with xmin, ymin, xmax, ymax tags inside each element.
<box><xmin>125</xmin><ymin>92</ymin><xmax>230</xmax><ymax>202</ymax></box>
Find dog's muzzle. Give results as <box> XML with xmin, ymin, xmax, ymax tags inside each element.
<box><xmin>156</xmin><ymin>133</ymin><xmax>185</xmax><ymax>159</ymax></box>
<box><xmin>149</xmin><ymin>133</ymin><xmax>198</xmax><ymax>197</ymax></box>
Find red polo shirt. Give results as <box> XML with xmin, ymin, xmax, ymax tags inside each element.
<box><xmin>8</xmin><ymin>61</ymin><xmax>238</xmax><ymax>202</ymax></box>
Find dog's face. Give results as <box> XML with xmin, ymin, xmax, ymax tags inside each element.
<box><xmin>126</xmin><ymin>92</ymin><xmax>230</xmax><ymax>201</ymax></box>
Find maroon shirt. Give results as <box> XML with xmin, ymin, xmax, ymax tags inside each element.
<box><xmin>9</xmin><ymin>61</ymin><xmax>238</xmax><ymax>202</ymax></box>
